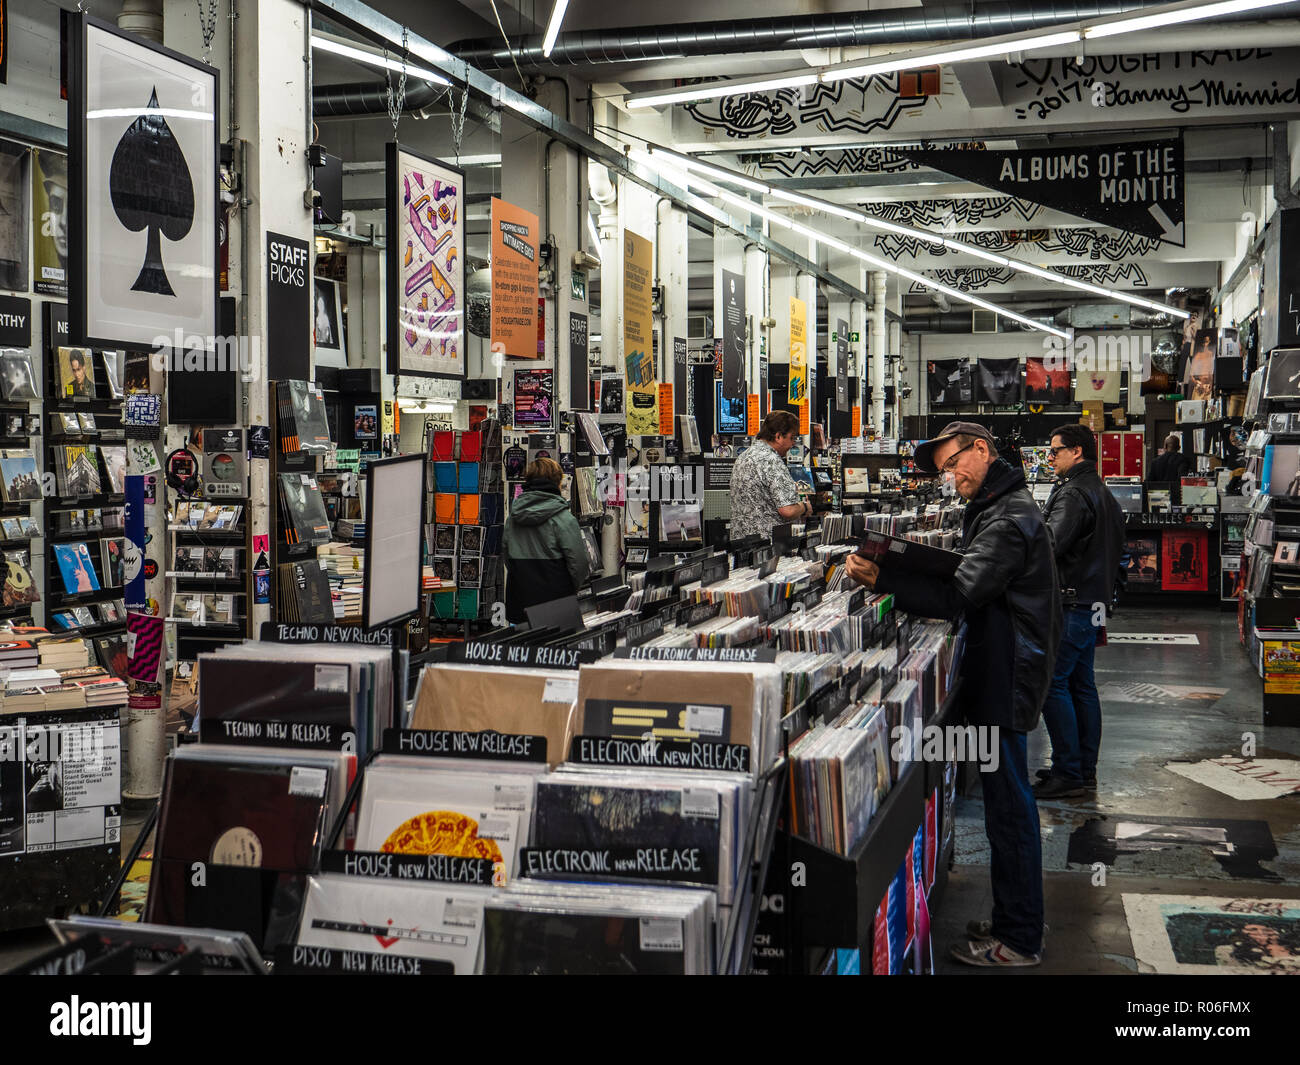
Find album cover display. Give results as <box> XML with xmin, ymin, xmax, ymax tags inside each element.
<box><xmin>54</xmin><ymin>444</ymin><xmax>101</xmax><ymax>497</ymax></box>
<box><xmin>0</xmin><ymin>450</ymin><xmax>41</xmax><ymax>502</ymax></box>
<box><xmin>1124</xmin><ymin>536</ymin><xmax>1159</xmax><ymax>587</ymax></box>
<box><xmin>277</xmin><ymin>472</ymin><xmax>330</xmax><ymax>545</ymax></box>
<box><xmin>1265</xmin><ymin>349</ymin><xmax>1300</xmax><ymax>401</ymax></box>
<box><xmin>659</xmin><ymin>502</ymin><xmax>702</xmax><ymax>542</ymax></box>
<box><xmin>1262</xmin><ymin>445</ymin><xmax>1300</xmax><ymax>499</ymax></box>
<box><xmin>2</xmin><ymin>558</ymin><xmax>40</xmax><ymax>607</ymax></box>
<box><xmin>100</xmin><ymin>350</ymin><xmax>124</xmax><ymax>398</ymax></box>
<box><xmin>197</xmin><ymin>654</ymin><xmax>353</xmax><ymax>737</ymax></box>
<box><xmin>54</xmin><ymin>542</ymin><xmax>101</xmax><ymax>594</ymax></box>
<box><xmin>278</xmin><ymin>381</ymin><xmax>332</xmax><ymax>454</ymax></box>
<box><xmin>1024</xmin><ymin>357</ymin><xmax>1071</xmax><ymax>405</ymax></box>
<box><xmin>1161</xmin><ymin>528</ymin><xmax>1209</xmax><ymax>592</ymax></box>
<box><xmin>57</xmin><ymin>346</ymin><xmax>96</xmax><ymax>398</ymax></box>
<box><xmin>0</xmin><ymin>351</ymin><xmax>40</xmax><ymax>400</ymax></box>
<box><xmin>296</xmin><ymin>875</ymin><xmax>491</xmax><ymax>974</ymax></box>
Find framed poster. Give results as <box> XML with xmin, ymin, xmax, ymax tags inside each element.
<box><xmin>385</xmin><ymin>142</ymin><xmax>465</xmax><ymax>379</ymax></box>
<box><xmin>353</xmin><ymin>404</ymin><xmax>377</xmax><ymax>440</ymax></box>
<box><xmin>31</xmin><ymin>148</ymin><xmax>67</xmax><ymax>297</ymax></box>
<box><xmin>1161</xmin><ymin>528</ymin><xmax>1209</xmax><ymax>592</ymax></box>
<box><xmin>0</xmin><ymin>140</ymin><xmax>27</xmax><ymax>292</ymax></box>
<box><xmin>1124</xmin><ymin>536</ymin><xmax>1159</xmax><ymax>588</ymax></box>
<box><xmin>363</xmin><ymin>454</ymin><xmax>425</xmax><ymax>630</ymax></box>
<box><xmin>514</xmin><ymin>367</ymin><xmax>554</xmax><ymax>429</ymax></box>
<box><xmin>68</xmin><ymin>14</ymin><xmax>219</xmax><ymax>350</ymax></box>
<box><xmin>313</xmin><ymin>276</ymin><xmax>346</xmax><ymax>367</ymax></box>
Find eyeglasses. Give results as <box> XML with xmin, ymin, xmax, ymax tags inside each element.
<box><xmin>1047</xmin><ymin>445</ymin><xmax>1079</xmax><ymax>457</ymax></box>
<box><xmin>939</xmin><ymin>441</ymin><xmax>975</xmax><ymax>474</ymax></box>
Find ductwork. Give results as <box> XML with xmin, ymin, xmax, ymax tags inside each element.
<box><xmin>905</xmin><ymin>303</ymin><xmax>1183</xmax><ymax>333</ymax></box>
<box><xmin>313</xmin><ymin>80</ymin><xmax>449</xmax><ymax>118</ymax></box>
<box><xmin>449</xmin><ymin>0</ymin><xmax>1167</xmax><ymax>71</ymax></box>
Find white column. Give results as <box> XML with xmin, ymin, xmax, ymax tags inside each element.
<box><xmin>658</xmin><ymin>199</ymin><xmax>689</xmax><ymax>415</ymax></box>
<box><xmin>870</xmin><ymin>271</ymin><xmax>888</xmax><ymax>433</ymax></box>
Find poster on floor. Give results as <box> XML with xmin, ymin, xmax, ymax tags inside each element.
<box><xmin>1123</xmin><ymin>536</ymin><xmax>1159</xmax><ymax>588</ymax></box>
<box><xmin>1160</xmin><ymin>528</ymin><xmax>1209</xmax><ymax>592</ymax></box>
<box><xmin>68</xmin><ymin>15</ymin><xmax>219</xmax><ymax>349</ymax></box>
<box><xmin>623</xmin><ymin>227</ymin><xmax>657</xmax><ymax>434</ymax></box>
<box><xmin>490</xmin><ymin>196</ymin><xmax>539</xmax><ymax>360</ymax></box>
<box><xmin>513</xmin><ymin>367</ymin><xmax>554</xmax><ymax>429</ymax></box>
<box><xmin>385</xmin><ymin>144</ymin><xmax>464</xmax><ymax>378</ymax></box>
<box><xmin>1122</xmin><ymin>894</ymin><xmax>1300</xmax><ymax>974</ymax></box>
<box><xmin>1164</xmin><ymin>756</ymin><xmax>1300</xmax><ymax>801</ymax></box>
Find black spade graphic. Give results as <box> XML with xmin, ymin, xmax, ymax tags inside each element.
<box><xmin>109</xmin><ymin>88</ymin><xmax>195</xmax><ymax>297</ymax></box>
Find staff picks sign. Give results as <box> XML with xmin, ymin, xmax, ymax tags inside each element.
<box><xmin>900</xmin><ymin>137</ymin><xmax>1184</xmax><ymax>245</ymax></box>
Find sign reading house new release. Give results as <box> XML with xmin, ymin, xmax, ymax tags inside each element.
<box><xmin>901</xmin><ymin>137</ymin><xmax>1184</xmax><ymax>245</ymax></box>
<box><xmin>490</xmin><ymin>198</ymin><xmax>540</xmax><ymax>359</ymax></box>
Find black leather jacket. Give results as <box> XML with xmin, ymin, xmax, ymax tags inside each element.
<box><xmin>874</xmin><ymin>459</ymin><xmax>1061</xmax><ymax>732</ymax></box>
<box><xmin>1043</xmin><ymin>461</ymin><xmax>1126</xmax><ymax>609</ymax></box>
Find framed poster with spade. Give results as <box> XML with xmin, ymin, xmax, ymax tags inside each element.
<box><xmin>67</xmin><ymin>14</ymin><xmax>219</xmax><ymax>351</ymax></box>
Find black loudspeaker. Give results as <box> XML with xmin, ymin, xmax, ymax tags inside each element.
<box><xmin>462</xmin><ymin>378</ymin><xmax>496</xmax><ymax>400</ymax></box>
<box><xmin>314</xmin><ymin>152</ymin><xmax>344</xmax><ymax>226</ymax></box>
<box><xmin>338</xmin><ymin>368</ymin><xmax>380</xmax><ymax>394</ymax></box>
<box><xmin>168</xmin><ymin>296</ymin><xmax>239</xmax><ymax>424</ymax></box>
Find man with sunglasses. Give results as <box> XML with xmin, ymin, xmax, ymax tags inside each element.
<box><xmin>1036</xmin><ymin>424</ymin><xmax>1125</xmax><ymax>798</ymax></box>
<box><xmin>844</xmin><ymin>421</ymin><xmax>1060</xmax><ymax>967</ymax></box>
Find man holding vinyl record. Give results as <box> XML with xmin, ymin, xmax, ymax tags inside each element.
<box><xmin>845</xmin><ymin>421</ymin><xmax>1060</xmax><ymax>968</ymax></box>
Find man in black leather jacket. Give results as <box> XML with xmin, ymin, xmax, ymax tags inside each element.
<box><xmin>1035</xmin><ymin>423</ymin><xmax>1126</xmax><ymax>798</ymax></box>
<box><xmin>845</xmin><ymin>421</ymin><xmax>1060</xmax><ymax>968</ymax></box>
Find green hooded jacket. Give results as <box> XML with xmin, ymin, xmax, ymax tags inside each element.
<box><xmin>503</xmin><ymin>479</ymin><xmax>591</xmax><ymax>621</ymax></box>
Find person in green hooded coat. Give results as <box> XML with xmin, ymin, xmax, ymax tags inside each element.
<box><xmin>503</xmin><ymin>457</ymin><xmax>591</xmax><ymax>623</ymax></box>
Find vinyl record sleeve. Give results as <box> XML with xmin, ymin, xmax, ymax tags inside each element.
<box><xmin>295</xmin><ymin>875</ymin><xmax>491</xmax><ymax>974</ymax></box>
<box><xmin>197</xmin><ymin>655</ymin><xmax>355</xmax><ymax>736</ymax></box>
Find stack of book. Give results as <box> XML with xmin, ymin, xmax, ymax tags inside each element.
<box><xmin>37</xmin><ymin>634</ymin><xmax>91</xmax><ymax>671</ymax></box>
<box><xmin>317</xmin><ymin>544</ymin><xmax>365</xmax><ymax>620</ymax></box>
<box><xmin>0</xmin><ymin>638</ymin><xmax>39</xmax><ymax>674</ymax></box>
<box><xmin>74</xmin><ymin>673</ymin><xmax>129</xmax><ymax>708</ymax></box>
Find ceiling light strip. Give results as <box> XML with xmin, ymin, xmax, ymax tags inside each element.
<box><xmin>311</xmin><ymin>34</ymin><xmax>449</xmax><ymax>85</ymax></box>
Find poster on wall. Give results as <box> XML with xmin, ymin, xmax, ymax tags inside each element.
<box><xmin>68</xmin><ymin>15</ymin><xmax>219</xmax><ymax>350</ymax></box>
<box><xmin>926</xmin><ymin>358</ymin><xmax>972</xmax><ymax>407</ymax></box>
<box><xmin>0</xmin><ymin>140</ymin><xmax>28</xmax><ymax>291</ymax></box>
<box><xmin>598</xmin><ymin>372</ymin><xmax>623</xmax><ymax>419</ymax></box>
<box><xmin>490</xmin><ymin>197</ymin><xmax>539</xmax><ymax>360</ymax></box>
<box><xmin>513</xmin><ymin>368</ymin><xmax>554</xmax><ymax>429</ymax></box>
<box><xmin>623</xmin><ymin>227</ymin><xmax>657</xmax><ymax>434</ymax></box>
<box><xmin>789</xmin><ymin>297</ymin><xmax>807</xmax><ymax>403</ymax></box>
<box><xmin>31</xmin><ymin>148</ymin><xmax>67</xmax><ymax>297</ymax></box>
<box><xmin>1025</xmin><ymin>356</ymin><xmax>1071</xmax><ymax>405</ymax></box>
<box><xmin>1161</xmin><ymin>528</ymin><xmax>1209</xmax><ymax>592</ymax></box>
<box><xmin>1074</xmin><ymin>368</ymin><xmax>1122</xmax><ymax>405</ymax></box>
<box><xmin>721</xmin><ymin>269</ymin><xmax>746</xmax><ymax>404</ymax></box>
<box><xmin>385</xmin><ymin>143</ymin><xmax>465</xmax><ymax>379</ymax></box>
<box><xmin>313</xmin><ymin>277</ymin><xmax>346</xmax><ymax>367</ymax></box>
<box><xmin>975</xmin><ymin>357</ymin><xmax>1022</xmax><ymax>405</ymax></box>
<box><xmin>568</xmin><ymin>311</ymin><xmax>589</xmax><ymax>412</ymax></box>
<box><xmin>1182</xmin><ymin>327</ymin><xmax>1216</xmax><ymax>401</ymax></box>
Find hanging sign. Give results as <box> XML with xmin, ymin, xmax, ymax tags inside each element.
<box><xmin>789</xmin><ymin>297</ymin><xmax>808</xmax><ymax>403</ymax></box>
<box><xmin>490</xmin><ymin>197</ymin><xmax>540</xmax><ymax>358</ymax></box>
<box><xmin>835</xmin><ymin>317</ymin><xmax>850</xmax><ymax>413</ymax></box>
<box><xmin>266</xmin><ymin>231</ymin><xmax>311</xmax><ymax>379</ymax></box>
<box><xmin>900</xmin><ymin>138</ymin><xmax>1185</xmax><ymax>245</ymax></box>
<box><xmin>851</xmin><ymin>405</ymin><xmax>862</xmax><ymax>437</ymax></box>
<box><xmin>798</xmin><ymin>401</ymin><xmax>809</xmax><ymax>436</ymax></box>
<box><xmin>622</xmin><ymin>227</ymin><xmax>657</xmax><ymax>434</ymax></box>
<box><xmin>568</xmin><ymin>310</ymin><xmax>589</xmax><ymax>412</ymax></box>
<box><xmin>721</xmin><ymin>269</ymin><xmax>746</xmax><ymax>404</ymax></box>
<box><xmin>658</xmin><ymin>383</ymin><xmax>674</xmax><ymax>436</ymax></box>
<box><xmin>747</xmin><ymin>394</ymin><xmax>760</xmax><ymax>437</ymax></box>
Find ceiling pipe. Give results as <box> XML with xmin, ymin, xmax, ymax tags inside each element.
<box><xmin>448</xmin><ymin>0</ymin><xmax>1171</xmax><ymax>71</ymax></box>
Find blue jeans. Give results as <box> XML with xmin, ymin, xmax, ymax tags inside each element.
<box><xmin>980</xmin><ymin>730</ymin><xmax>1044</xmax><ymax>956</ymax></box>
<box><xmin>1041</xmin><ymin>606</ymin><xmax>1103</xmax><ymax>782</ymax></box>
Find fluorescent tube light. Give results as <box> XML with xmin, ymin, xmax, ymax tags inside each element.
<box><xmin>626</xmin><ymin>72</ymin><xmax>820</xmax><ymax>109</ymax></box>
<box><xmin>1084</xmin><ymin>0</ymin><xmax>1294</xmax><ymax>38</ymax></box>
<box><xmin>831</xmin><ymin>30</ymin><xmax>1081</xmax><ymax>81</ymax></box>
<box><xmin>542</xmin><ymin>0</ymin><xmax>570</xmax><ymax>58</ymax></box>
<box><xmin>312</xmin><ymin>35</ymin><xmax>449</xmax><ymax>85</ymax></box>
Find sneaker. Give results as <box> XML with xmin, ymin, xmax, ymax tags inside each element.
<box><xmin>1034</xmin><ymin>767</ymin><xmax>1053</xmax><ymax>781</ymax></box>
<box><xmin>950</xmin><ymin>936</ymin><xmax>1042</xmax><ymax>968</ymax></box>
<box><xmin>1033</xmin><ymin>775</ymin><xmax>1086</xmax><ymax>799</ymax></box>
<box><xmin>966</xmin><ymin>919</ymin><xmax>1049</xmax><ymax>939</ymax></box>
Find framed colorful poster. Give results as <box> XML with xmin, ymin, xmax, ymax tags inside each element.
<box><xmin>513</xmin><ymin>368</ymin><xmax>554</xmax><ymax>429</ymax></box>
<box><xmin>68</xmin><ymin>14</ymin><xmax>219</xmax><ymax>350</ymax></box>
<box><xmin>386</xmin><ymin>143</ymin><xmax>464</xmax><ymax>379</ymax></box>
<box><xmin>1161</xmin><ymin>528</ymin><xmax>1209</xmax><ymax>592</ymax></box>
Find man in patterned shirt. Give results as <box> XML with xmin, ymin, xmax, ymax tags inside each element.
<box><xmin>729</xmin><ymin>410</ymin><xmax>812</xmax><ymax>540</ymax></box>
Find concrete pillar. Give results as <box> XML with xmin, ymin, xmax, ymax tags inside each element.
<box><xmin>657</xmin><ymin>199</ymin><xmax>689</xmax><ymax>416</ymax></box>
<box><xmin>590</xmin><ymin>160</ymin><xmax>619</xmax><ymax>373</ymax></box>
<box><xmin>798</xmin><ymin>258</ymin><xmax>818</xmax><ymax>449</ymax></box>
<box><xmin>869</xmin><ymin>271</ymin><xmax>888</xmax><ymax>433</ymax></box>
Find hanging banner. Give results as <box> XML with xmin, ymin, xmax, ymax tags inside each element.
<box><xmin>747</xmin><ymin>394</ymin><xmax>760</xmax><ymax>437</ymax></box>
<box><xmin>851</xmin><ymin>405</ymin><xmax>862</xmax><ymax>437</ymax></box>
<box><xmin>490</xmin><ymin>197</ymin><xmax>540</xmax><ymax>358</ymax></box>
<box><xmin>672</xmin><ymin>336</ymin><xmax>688</xmax><ymax>418</ymax></box>
<box><xmin>568</xmin><ymin>310</ymin><xmax>589</xmax><ymax>412</ymax></box>
<box><xmin>900</xmin><ymin>138</ymin><xmax>1185</xmax><ymax>245</ymax></box>
<box><xmin>789</xmin><ymin>297</ymin><xmax>808</xmax><ymax>403</ymax></box>
<box><xmin>798</xmin><ymin>401</ymin><xmax>810</xmax><ymax>436</ymax></box>
<box><xmin>123</xmin><ymin>474</ymin><xmax>146</xmax><ymax>609</ymax></box>
<box><xmin>622</xmin><ymin>227</ymin><xmax>657</xmax><ymax>434</ymax></box>
<box><xmin>266</xmin><ymin>231</ymin><xmax>311</xmax><ymax>380</ymax></box>
<box><xmin>835</xmin><ymin>318</ymin><xmax>850</xmax><ymax>413</ymax></box>
<box><xmin>658</xmin><ymin>384</ymin><xmax>674</xmax><ymax>436</ymax></box>
<box><xmin>721</xmin><ymin>269</ymin><xmax>746</xmax><ymax>404</ymax></box>
<box><xmin>31</xmin><ymin>148</ymin><xmax>67</xmax><ymax>297</ymax></box>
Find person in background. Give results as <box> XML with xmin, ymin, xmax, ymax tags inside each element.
<box><xmin>503</xmin><ymin>457</ymin><xmax>590</xmax><ymax>623</ymax></box>
<box><xmin>844</xmin><ymin>421</ymin><xmax>1060</xmax><ymax>968</ymax></box>
<box><xmin>729</xmin><ymin>410</ymin><xmax>812</xmax><ymax>540</ymax></box>
<box><xmin>1150</xmin><ymin>434</ymin><xmax>1191</xmax><ymax>483</ymax></box>
<box><xmin>1035</xmin><ymin>423</ymin><xmax>1125</xmax><ymax>799</ymax></box>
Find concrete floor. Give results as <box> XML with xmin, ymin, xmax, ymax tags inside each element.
<box><xmin>934</xmin><ymin>604</ymin><xmax>1300</xmax><ymax>974</ymax></box>
<box><xmin>3</xmin><ymin>605</ymin><xmax>1296</xmax><ymax>975</ymax></box>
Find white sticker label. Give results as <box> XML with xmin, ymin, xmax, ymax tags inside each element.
<box><xmin>314</xmin><ymin>664</ymin><xmax>349</xmax><ymax>693</ymax></box>
<box><xmin>476</xmin><ymin>813</ymin><xmax>514</xmax><ymax>841</ymax></box>
<box><xmin>681</xmin><ymin>787</ymin><xmax>720</xmax><ymax>819</ymax></box>
<box><xmin>684</xmin><ymin>704</ymin><xmax>725</xmax><ymax>737</ymax></box>
<box><xmin>639</xmin><ymin>917</ymin><xmax>684</xmax><ymax>953</ymax></box>
<box><xmin>542</xmin><ymin>676</ymin><xmax>578</xmax><ymax>704</ymax></box>
<box><xmin>493</xmin><ymin>783</ymin><xmax>529</xmax><ymax>812</ymax></box>
<box><xmin>289</xmin><ymin>766</ymin><xmax>328</xmax><ymax>797</ymax></box>
<box><xmin>442</xmin><ymin>898</ymin><xmax>480</xmax><ymax>930</ymax></box>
